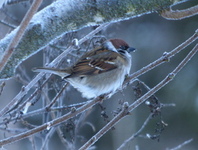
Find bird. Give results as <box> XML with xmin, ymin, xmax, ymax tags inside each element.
<box><xmin>33</xmin><ymin>38</ymin><xmax>135</xmax><ymax>99</ymax></box>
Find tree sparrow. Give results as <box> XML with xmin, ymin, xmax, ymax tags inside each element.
<box><xmin>33</xmin><ymin>39</ymin><xmax>135</xmax><ymax>99</ymax></box>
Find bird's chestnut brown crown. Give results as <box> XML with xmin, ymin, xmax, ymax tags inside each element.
<box><xmin>109</xmin><ymin>39</ymin><xmax>136</xmax><ymax>53</ymax></box>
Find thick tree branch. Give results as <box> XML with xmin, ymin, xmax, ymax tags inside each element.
<box><xmin>0</xmin><ymin>0</ymin><xmax>184</xmax><ymax>79</ymax></box>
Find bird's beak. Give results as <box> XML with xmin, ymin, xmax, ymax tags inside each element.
<box><xmin>127</xmin><ymin>47</ymin><xmax>136</xmax><ymax>53</ymax></box>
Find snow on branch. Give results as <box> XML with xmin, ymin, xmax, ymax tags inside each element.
<box><xmin>0</xmin><ymin>0</ymin><xmax>183</xmax><ymax>79</ymax></box>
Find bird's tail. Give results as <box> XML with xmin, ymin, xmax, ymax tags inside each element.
<box><xmin>32</xmin><ymin>67</ymin><xmax>70</xmax><ymax>78</ymax></box>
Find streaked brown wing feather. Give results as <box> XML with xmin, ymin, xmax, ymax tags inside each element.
<box><xmin>67</xmin><ymin>48</ymin><xmax>118</xmax><ymax>78</ymax></box>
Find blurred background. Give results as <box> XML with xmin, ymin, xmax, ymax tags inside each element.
<box><xmin>0</xmin><ymin>0</ymin><xmax>198</xmax><ymax>150</ymax></box>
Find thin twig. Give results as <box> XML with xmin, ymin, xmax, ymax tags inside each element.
<box><xmin>117</xmin><ymin>101</ymin><xmax>176</xmax><ymax>150</ymax></box>
<box><xmin>0</xmin><ymin>0</ymin><xmax>43</xmax><ymax>71</ymax></box>
<box><xmin>128</xmin><ymin>44</ymin><xmax>198</xmax><ymax>112</ymax></box>
<box><xmin>56</xmin><ymin>125</ymin><xmax>72</xmax><ymax>149</ymax></box>
<box><xmin>29</xmin><ymin>136</ymin><xmax>37</xmax><ymax>150</ymax></box>
<box><xmin>0</xmin><ymin>97</ymin><xmax>103</xmax><ymax>146</ymax></box>
<box><xmin>5</xmin><ymin>77</ymin><xmax>50</xmax><ymax>117</ymax></box>
<box><xmin>117</xmin><ymin>114</ymin><xmax>153</xmax><ymax>150</ymax></box>
<box><xmin>0</xmin><ymin>81</ymin><xmax>5</xmax><ymax>96</ymax></box>
<box><xmin>0</xmin><ymin>101</ymin><xmax>92</xmax><ymax>126</ymax></box>
<box><xmin>79</xmin><ymin>102</ymin><xmax>130</xmax><ymax>150</ymax></box>
<box><xmin>0</xmin><ymin>20</ymin><xmax>16</xmax><ymax>29</ymax></box>
<box><xmin>167</xmin><ymin>138</ymin><xmax>193</xmax><ymax>150</ymax></box>
<box><xmin>46</xmin><ymin>82</ymin><xmax>68</xmax><ymax>109</ymax></box>
<box><xmin>41</xmin><ymin>127</ymin><xmax>56</xmax><ymax>150</ymax></box>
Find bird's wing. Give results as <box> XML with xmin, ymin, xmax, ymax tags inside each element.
<box><xmin>66</xmin><ymin>48</ymin><xmax>119</xmax><ymax>78</ymax></box>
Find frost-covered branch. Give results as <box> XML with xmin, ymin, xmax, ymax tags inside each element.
<box><xmin>161</xmin><ymin>4</ymin><xmax>198</xmax><ymax>20</ymax></box>
<box><xmin>0</xmin><ymin>0</ymin><xmax>184</xmax><ymax>79</ymax></box>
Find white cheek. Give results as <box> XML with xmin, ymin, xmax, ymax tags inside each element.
<box><xmin>124</xmin><ymin>54</ymin><xmax>132</xmax><ymax>75</ymax></box>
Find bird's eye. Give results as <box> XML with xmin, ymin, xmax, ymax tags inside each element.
<box><xmin>120</xmin><ymin>45</ymin><xmax>129</xmax><ymax>50</ymax></box>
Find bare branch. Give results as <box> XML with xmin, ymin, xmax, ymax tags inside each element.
<box><xmin>0</xmin><ymin>96</ymin><xmax>103</xmax><ymax>146</ymax></box>
<box><xmin>79</xmin><ymin>43</ymin><xmax>198</xmax><ymax>150</ymax></box>
<box><xmin>117</xmin><ymin>114</ymin><xmax>153</xmax><ymax>150</ymax></box>
<box><xmin>117</xmin><ymin>102</ymin><xmax>176</xmax><ymax>150</ymax></box>
<box><xmin>128</xmin><ymin>43</ymin><xmax>198</xmax><ymax>112</ymax></box>
<box><xmin>161</xmin><ymin>5</ymin><xmax>198</xmax><ymax>20</ymax></box>
<box><xmin>0</xmin><ymin>0</ymin><xmax>43</xmax><ymax>72</ymax></box>
<box><xmin>0</xmin><ymin>101</ymin><xmax>92</xmax><ymax>125</ymax></box>
<box><xmin>79</xmin><ymin>102</ymin><xmax>130</xmax><ymax>150</ymax></box>
<box><xmin>41</xmin><ymin>127</ymin><xmax>56</xmax><ymax>150</ymax></box>
<box><xmin>45</xmin><ymin>82</ymin><xmax>69</xmax><ymax>109</ymax></box>
<box><xmin>124</xmin><ymin>29</ymin><xmax>198</xmax><ymax>85</ymax></box>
